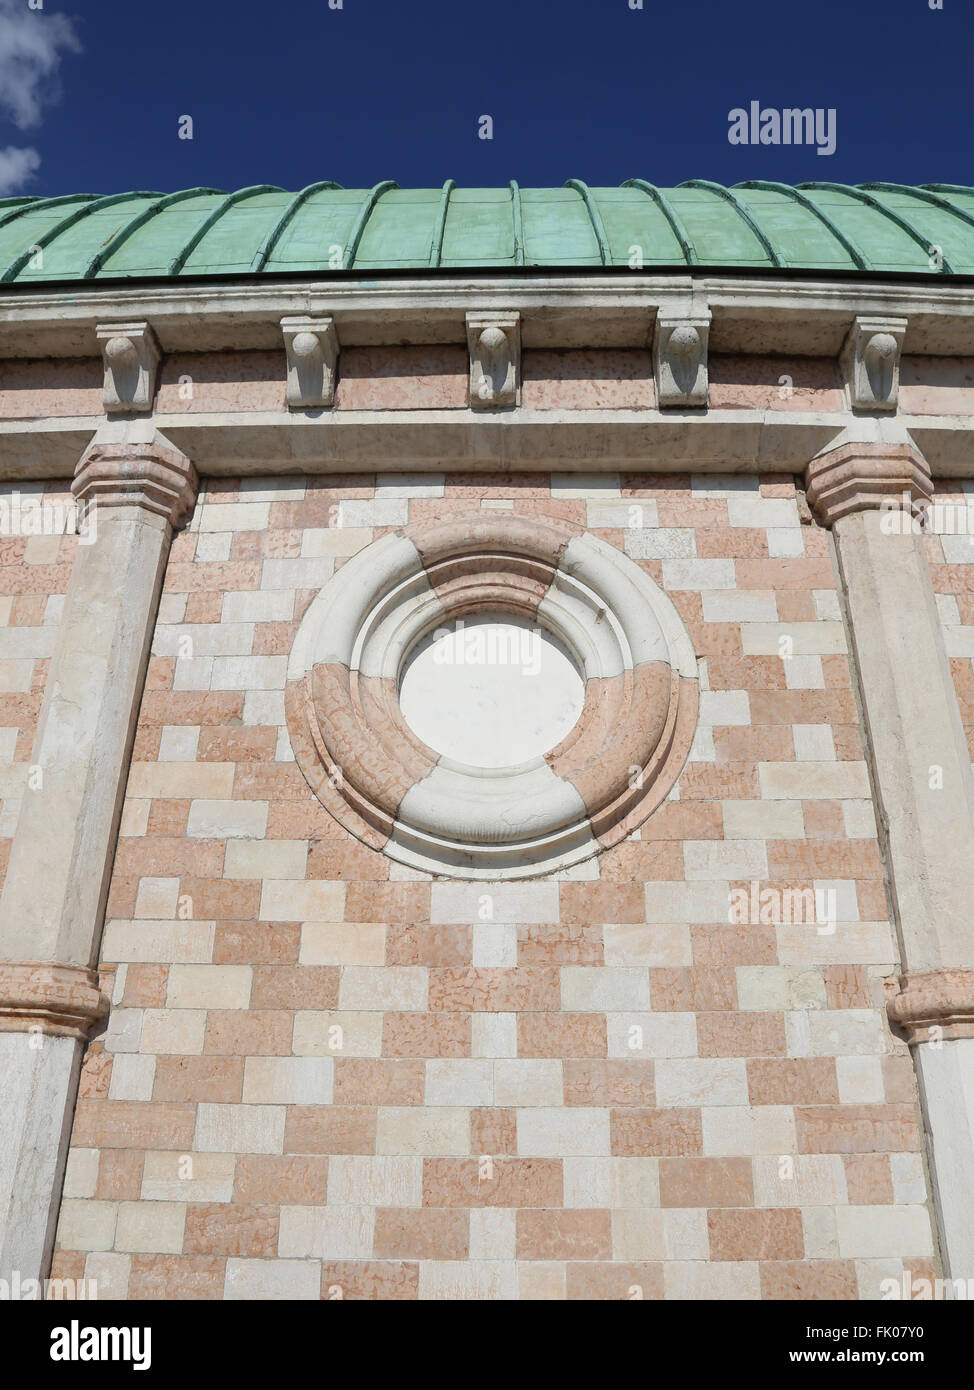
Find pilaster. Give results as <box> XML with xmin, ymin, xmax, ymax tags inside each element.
<box><xmin>0</xmin><ymin>429</ymin><xmax>197</xmax><ymax>1282</ymax></box>
<box><xmin>806</xmin><ymin>435</ymin><xmax>974</xmax><ymax>1278</ymax></box>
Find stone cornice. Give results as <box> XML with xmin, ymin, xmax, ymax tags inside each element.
<box><xmin>887</xmin><ymin>968</ymin><xmax>974</xmax><ymax>1044</ymax></box>
<box><xmin>2</xmin><ymin>411</ymin><xmax>970</xmax><ymax>485</ymax></box>
<box><xmin>4</xmin><ymin>274</ymin><xmax>974</xmax><ymax>360</ymax></box>
<box><xmin>0</xmin><ymin>962</ymin><xmax>109</xmax><ymax>1040</ymax></box>
<box><xmin>804</xmin><ymin>441</ymin><xmax>933</xmax><ymax>528</ymax></box>
<box><xmin>72</xmin><ymin>439</ymin><xmax>198</xmax><ymax>526</ymax></box>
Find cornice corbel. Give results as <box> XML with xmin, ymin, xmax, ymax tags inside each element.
<box><xmin>95</xmin><ymin>321</ymin><xmax>161</xmax><ymax>414</ymax></box>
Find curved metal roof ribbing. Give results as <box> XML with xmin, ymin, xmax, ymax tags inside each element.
<box><xmin>0</xmin><ymin>181</ymin><xmax>972</xmax><ymax>282</ymax></box>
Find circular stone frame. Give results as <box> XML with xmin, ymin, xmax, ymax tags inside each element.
<box><xmin>286</xmin><ymin>513</ymin><xmax>699</xmax><ymax>879</ymax></box>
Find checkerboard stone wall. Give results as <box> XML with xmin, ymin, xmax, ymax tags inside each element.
<box><xmin>0</xmin><ymin>483</ymin><xmax>77</xmax><ymax>895</ymax></box>
<box><xmin>45</xmin><ymin>471</ymin><xmax>938</xmax><ymax>1300</ymax></box>
<box><xmin>931</xmin><ymin>482</ymin><xmax>974</xmax><ymax>773</ymax></box>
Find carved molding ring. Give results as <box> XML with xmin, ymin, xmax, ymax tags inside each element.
<box><xmin>285</xmin><ymin>513</ymin><xmax>698</xmax><ymax>879</ymax></box>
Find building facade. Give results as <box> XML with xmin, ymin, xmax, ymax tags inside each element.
<box><xmin>1</xmin><ymin>180</ymin><xmax>974</xmax><ymax>1299</ymax></box>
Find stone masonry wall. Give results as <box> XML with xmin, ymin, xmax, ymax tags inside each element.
<box><xmin>0</xmin><ymin>481</ymin><xmax>77</xmax><ymax>894</ymax></box>
<box><xmin>46</xmin><ymin>470</ymin><xmax>937</xmax><ymax>1300</ymax></box>
<box><xmin>930</xmin><ymin>481</ymin><xmax>974</xmax><ymax>769</ymax></box>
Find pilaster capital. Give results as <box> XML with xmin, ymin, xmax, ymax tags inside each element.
<box><xmin>0</xmin><ymin>962</ymin><xmax>109</xmax><ymax>1040</ymax></box>
<box><xmin>72</xmin><ymin>437</ymin><xmax>198</xmax><ymax>526</ymax></box>
<box><xmin>887</xmin><ymin>968</ymin><xmax>974</xmax><ymax>1044</ymax></box>
<box><xmin>804</xmin><ymin>439</ymin><xmax>932</xmax><ymax>528</ymax></box>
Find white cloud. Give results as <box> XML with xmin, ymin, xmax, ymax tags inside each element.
<box><xmin>0</xmin><ymin>144</ymin><xmax>41</xmax><ymax>195</ymax></box>
<box><xmin>0</xmin><ymin>0</ymin><xmax>82</xmax><ymax>130</ymax></box>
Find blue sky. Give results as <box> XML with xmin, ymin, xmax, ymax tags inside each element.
<box><xmin>0</xmin><ymin>0</ymin><xmax>969</xmax><ymax>197</ymax></box>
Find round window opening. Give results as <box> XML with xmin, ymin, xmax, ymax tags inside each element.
<box><xmin>285</xmin><ymin>513</ymin><xmax>699</xmax><ymax>879</ymax></box>
<box><xmin>398</xmin><ymin>616</ymin><xmax>585</xmax><ymax>770</ymax></box>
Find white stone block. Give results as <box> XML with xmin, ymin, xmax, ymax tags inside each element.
<box><xmin>793</xmin><ymin>724</ymin><xmax>836</xmax><ymax>761</ymax></box>
<box><xmin>292</xmin><ymin>1012</ymin><xmax>383</xmax><ymax>1059</ymax></box>
<box><xmin>741</xmin><ymin>623</ymin><xmax>846</xmax><ymax>656</ymax></box>
<box><xmin>195</xmin><ymin>1104</ymin><xmax>286</xmax><ymax>1154</ymax></box>
<box><xmin>472</xmin><ymin>923</ymin><xmax>518</xmax><ymax>968</ymax></box>
<box><xmin>299</xmin><ymin>922</ymin><xmax>386</xmax><ymax>966</ymax></box>
<box><xmin>701</xmin><ymin>591</ymin><xmax>777</xmax><ymax>623</ymax></box>
<box><xmin>684</xmin><ymin>839</ymin><xmax>768</xmax><ymax>881</ymax></box>
<box><xmin>560</xmin><ymin>966</ymin><xmax>651</xmax><ymax>1011</ymax></box>
<box><xmin>209</xmin><ymin>656</ymin><xmax>288</xmax><ymax>690</ymax></box>
<box><xmin>108</xmin><ymin>1054</ymin><xmax>156</xmax><ymax>1102</ymax></box>
<box><xmin>606</xmin><ymin>1012</ymin><xmax>697</xmax><ymax>1059</ymax></box>
<box><xmin>835</xmin><ymin>1206</ymin><xmax>934</xmax><ymax>1259</ymax></box>
<box><xmin>459</xmin><ymin>1209</ymin><xmax>512</xmax><ymax>1263</ymax></box>
<box><xmin>698</xmin><ymin>690</ymin><xmax>751</xmax><ymax>726</ymax></box>
<box><xmin>786</xmin><ymin>1010</ymin><xmax>887</xmax><ymax>1057</ymax></box>
<box><xmin>260</xmin><ymin>880</ymin><xmax>345</xmax><ymax>922</ymax></box>
<box><xmin>224</xmin><ymin>839</ymin><xmax>308</xmax><ymax>880</ymax></box>
<box><xmin>759</xmin><ymin>761</ymin><xmax>871</xmax><ymax>800</ymax></box>
<box><xmin>326</xmin><ymin>1156</ymin><xmax>422</xmax><ymax>1208</ymax></box>
<box><xmin>470</xmin><ymin>1012</ymin><xmax>517</xmax><ymax>1058</ymax></box>
<box><xmin>836</xmin><ymin>1055</ymin><xmax>885</xmax><ymax>1104</ymax></box>
<box><xmin>784</xmin><ymin>655</ymin><xmax>825</xmax><ymax>689</ymax></box>
<box><xmin>701</xmin><ymin>1105</ymin><xmax>797</xmax><ymax>1155</ymax></box>
<box><xmin>425</xmin><ymin>1059</ymin><xmax>493</xmax><ymax>1107</ymax></box>
<box><xmin>242</xmin><ymin>1057</ymin><xmax>334</xmax><ymax>1105</ymax></box>
<box><xmin>655</xmin><ymin>1058</ymin><xmax>748</xmax><ymax>1107</ymax></box>
<box><xmin>516</xmin><ymin>1108</ymin><xmax>610</xmax><ymax>1157</ymax></box>
<box><xmin>662</xmin><ymin>559</ymin><xmax>736</xmax><ymax>591</ymax></box>
<box><xmin>225</xmin><ymin>1258</ymin><xmax>320</xmax><ymax>1301</ymax></box>
<box><xmin>753</xmin><ymin>1154</ymin><xmax>848</xmax><ymax>1207</ymax></box>
<box><xmin>167</xmin><ymin>965</ymin><xmax>252</xmax><ymax>1010</ymax></box>
<box><xmin>102</xmin><ymin>920</ymin><xmax>215</xmax><ymax>964</ymax></box>
<box><xmin>722</xmin><ymin>800</ymin><xmax>805</xmax><ymax>839</ymax></box>
<box><xmin>493</xmin><ymin>1060</ymin><xmax>563</xmax><ymax>1107</ymax></box>
<box><xmin>375</xmin><ymin>1107</ymin><xmax>469</xmax><ymax>1156</ymax></box>
<box><xmin>603</xmin><ymin>923</ymin><xmax>691</xmax><ymax>967</ymax></box>
<box><xmin>429</xmin><ymin>882</ymin><xmax>559</xmax><ymax>925</ymax></box>
<box><xmin>338</xmin><ymin>966</ymin><xmax>428</xmax><ymax>1012</ymax></box>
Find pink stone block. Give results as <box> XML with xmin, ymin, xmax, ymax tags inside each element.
<box><xmin>900</xmin><ymin>356</ymin><xmax>974</xmax><ymax>415</ymax></box>
<box><xmin>709</xmin><ymin>355</ymin><xmax>843</xmax><ymax>411</ymax></box>
<box><xmin>521</xmin><ymin>350</ymin><xmax>653</xmax><ymax>410</ymax></box>
<box><xmin>335</xmin><ymin>347</ymin><xmax>467</xmax><ymax>410</ymax></box>
<box><xmin>156</xmin><ymin>352</ymin><xmax>286</xmax><ymax>413</ymax></box>
<box><xmin>0</xmin><ymin>357</ymin><xmax>101</xmax><ymax>419</ymax></box>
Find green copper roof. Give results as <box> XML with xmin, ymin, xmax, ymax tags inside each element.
<box><xmin>1</xmin><ymin>181</ymin><xmax>973</xmax><ymax>284</ymax></box>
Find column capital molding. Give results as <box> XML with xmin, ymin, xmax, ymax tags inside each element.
<box><xmin>804</xmin><ymin>439</ymin><xmax>932</xmax><ymax>529</ymax></box>
<box><xmin>887</xmin><ymin>968</ymin><xmax>974</xmax><ymax>1044</ymax></box>
<box><xmin>0</xmin><ymin>962</ymin><xmax>109</xmax><ymax>1040</ymax></box>
<box><xmin>72</xmin><ymin>438</ymin><xmax>198</xmax><ymax>526</ymax></box>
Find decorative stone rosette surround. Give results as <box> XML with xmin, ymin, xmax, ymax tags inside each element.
<box><xmin>286</xmin><ymin>513</ymin><xmax>698</xmax><ymax>878</ymax></box>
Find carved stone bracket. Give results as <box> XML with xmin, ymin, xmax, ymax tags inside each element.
<box><xmin>466</xmin><ymin>312</ymin><xmax>520</xmax><ymax>409</ymax></box>
<box><xmin>653</xmin><ymin>308</ymin><xmax>710</xmax><ymax>408</ymax></box>
<box><xmin>0</xmin><ymin>962</ymin><xmax>109</xmax><ymax>1040</ymax></box>
<box><xmin>282</xmin><ymin>315</ymin><xmax>339</xmax><ymax>409</ymax></box>
<box><xmin>887</xmin><ymin>968</ymin><xmax>974</xmax><ymax>1044</ymax></box>
<box><xmin>841</xmin><ymin>315</ymin><xmax>907</xmax><ymax>412</ymax></box>
<box><xmin>96</xmin><ymin>321</ymin><xmax>160</xmax><ymax>414</ymax></box>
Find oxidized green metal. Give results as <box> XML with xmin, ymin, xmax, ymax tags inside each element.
<box><xmin>0</xmin><ymin>181</ymin><xmax>971</xmax><ymax>284</ymax></box>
